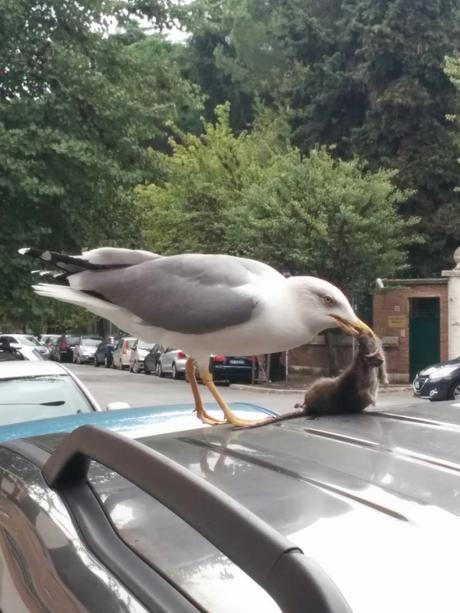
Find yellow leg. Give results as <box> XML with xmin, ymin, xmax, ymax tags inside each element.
<box><xmin>198</xmin><ymin>367</ymin><xmax>260</xmax><ymax>427</ymax></box>
<box><xmin>185</xmin><ymin>358</ymin><xmax>223</xmax><ymax>425</ymax></box>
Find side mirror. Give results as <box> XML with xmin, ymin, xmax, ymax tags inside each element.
<box><xmin>106</xmin><ymin>401</ymin><xmax>130</xmax><ymax>411</ymax></box>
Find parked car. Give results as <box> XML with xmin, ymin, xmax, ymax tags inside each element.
<box><xmin>112</xmin><ymin>337</ymin><xmax>137</xmax><ymax>370</ymax></box>
<box><xmin>0</xmin><ymin>401</ymin><xmax>459</xmax><ymax>612</ymax></box>
<box><xmin>94</xmin><ymin>337</ymin><xmax>116</xmax><ymax>368</ymax></box>
<box><xmin>155</xmin><ymin>347</ymin><xmax>188</xmax><ymax>379</ymax></box>
<box><xmin>72</xmin><ymin>335</ymin><xmax>103</xmax><ymax>364</ymax></box>
<box><xmin>209</xmin><ymin>354</ymin><xmax>258</xmax><ymax>384</ymax></box>
<box><xmin>143</xmin><ymin>343</ymin><xmax>166</xmax><ymax>374</ymax></box>
<box><xmin>0</xmin><ymin>333</ymin><xmax>50</xmax><ymax>359</ymax></box>
<box><xmin>129</xmin><ymin>340</ymin><xmax>154</xmax><ymax>373</ymax></box>
<box><xmin>54</xmin><ymin>334</ymin><xmax>81</xmax><ymax>362</ymax></box>
<box><xmin>0</xmin><ymin>340</ymin><xmax>24</xmax><ymax>362</ymax></box>
<box><xmin>39</xmin><ymin>333</ymin><xmax>61</xmax><ymax>349</ymax></box>
<box><xmin>0</xmin><ymin>360</ymin><xmax>103</xmax><ymax>424</ymax></box>
<box><xmin>0</xmin><ymin>336</ymin><xmax>44</xmax><ymax>361</ymax></box>
<box><xmin>413</xmin><ymin>355</ymin><xmax>460</xmax><ymax>400</ymax></box>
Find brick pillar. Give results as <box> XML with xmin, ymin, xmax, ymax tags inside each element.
<box><xmin>442</xmin><ymin>247</ymin><xmax>460</xmax><ymax>359</ymax></box>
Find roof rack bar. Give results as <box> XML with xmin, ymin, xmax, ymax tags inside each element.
<box><xmin>42</xmin><ymin>425</ymin><xmax>351</xmax><ymax>613</ymax></box>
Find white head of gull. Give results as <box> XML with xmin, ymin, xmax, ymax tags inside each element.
<box><xmin>19</xmin><ymin>247</ymin><xmax>374</xmax><ymax>426</ymax></box>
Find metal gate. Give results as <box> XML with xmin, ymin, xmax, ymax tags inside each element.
<box><xmin>409</xmin><ymin>297</ymin><xmax>440</xmax><ymax>380</ymax></box>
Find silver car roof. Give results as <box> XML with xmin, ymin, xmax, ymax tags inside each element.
<box><xmin>11</xmin><ymin>399</ymin><xmax>460</xmax><ymax>613</ymax></box>
<box><xmin>0</xmin><ymin>360</ymin><xmax>70</xmax><ymax>379</ymax></box>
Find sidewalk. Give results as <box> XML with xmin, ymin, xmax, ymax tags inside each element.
<box><xmin>230</xmin><ymin>382</ymin><xmax>413</xmax><ymax>394</ymax></box>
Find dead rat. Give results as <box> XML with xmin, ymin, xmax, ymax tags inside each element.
<box><xmin>239</xmin><ymin>333</ymin><xmax>388</xmax><ymax>429</ymax></box>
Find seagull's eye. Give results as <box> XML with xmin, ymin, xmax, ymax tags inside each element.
<box><xmin>321</xmin><ymin>295</ymin><xmax>336</xmax><ymax>308</ymax></box>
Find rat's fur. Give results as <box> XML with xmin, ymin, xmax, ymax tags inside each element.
<box><xmin>240</xmin><ymin>333</ymin><xmax>388</xmax><ymax>429</ymax></box>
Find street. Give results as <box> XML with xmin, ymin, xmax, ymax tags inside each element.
<box><xmin>68</xmin><ymin>363</ymin><xmax>425</xmax><ymax>414</ymax></box>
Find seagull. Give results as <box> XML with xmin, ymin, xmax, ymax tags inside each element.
<box><xmin>19</xmin><ymin>247</ymin><xmax>374</xmax><ymax>426</ymax></box>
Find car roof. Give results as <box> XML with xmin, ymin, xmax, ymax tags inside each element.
<box><xmin>0</xmin><ymin>333</ymin><xmax>34</xmax><ymax>339</ymax></box>
<box><xmin>0</xmin><ymin>360</ymin><xmax>69</xmax><ymax>379</ymax></box>
<box><xmin>12</xmin><ymin>399</ymin><xmax>460</xmax><ymax>613</ymax></box>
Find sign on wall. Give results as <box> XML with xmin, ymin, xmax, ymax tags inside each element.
<box><xmin>387</xmin><ymin>315</ymin><xmax>407</xmax><ymax>328</ymax></box>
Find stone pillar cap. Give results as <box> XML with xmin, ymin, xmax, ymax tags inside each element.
<box><xmin>455</xmin><ymin>246</ymin><xmax>460</xmax><ymax>267</ymax></box>
<box><xmin>442</xmin><ymin>246</ymin><xmax>460</xmax><ymax>276</ymax></box>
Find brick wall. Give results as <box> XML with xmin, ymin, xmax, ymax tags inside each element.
<box><xmin>373</xmin><ymin>280</ymin><xmax>448</xmax><ymax>382</ymax></box>
<box><xmin>287</xmin><ymin>279</ymin><xmax>448</xmax><ymax>385</ymax></box>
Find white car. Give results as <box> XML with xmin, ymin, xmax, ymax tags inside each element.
<box><xmin>72</xmin><ymin>336</ymin><xmax>103</xmax><ymax>364</ymax></box>
<box><xmin>0</xmin><ymin>334</ymin><xmax>49</xmax><ymax>360</ymax></box>
<box><xmin>156</xmin><ymin>348</ymin><xmax>188</xmax><ymax>379</ymax></box>
<box><xmin>0</xmin><ymin>361</ymin><xmax>129</xmax><ymax>423</ymax></box>
<box><xmin>112</xmin><ymin>337</ymin><xmax>137</xmax><ymax>370</ymax></box>
<box><xmin>0</xmin><ymin>361</ymin><xmax>102</xmax><ymax>425</ymax></box>
<box><xmin>129</xmin><ymin>340</ymin><xmax>154</xmax><ymax>373</ymax></box>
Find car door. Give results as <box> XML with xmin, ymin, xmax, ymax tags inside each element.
<box><xmin>144</xmin><ymin>343</ymin><xmax>162</xmax><ymax>372</ymax></box>
<box><xmin>163</xmin><ymin>349</ymin><xmax>175</xmax><ymax>373</ymax></box>
<box><xmin>73</xmin><ymin>341</ymin><xmax>81</xmax><ymax>361</ymax></box>
<box><xmin>112</xmin><ymin>340</ymin><xmax>120</xmax><ymax>367</ymax></box>
<box><xmin>95</xmin><ymin>341</ymin><xmax>103</xmax><ymax>362</ymax></box>
<box><xmin>131</xmin><ymin>340</ymin><xmax>138</xmax><ymax>366</ymax></box>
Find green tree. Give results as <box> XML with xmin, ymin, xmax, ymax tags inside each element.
<box><xmin>0</xmin><ymin>0</ymin><xmax>201</xmax><ymax>329</ymax></box>
<box><xmin>136</xmin><ymin>104</ymin><xmax>417</xmax><ymax>302</ymax></box>
<box><xmin>178</xmin><ymin>0</ymin><xmax>262</xmax><ymax>131</ymax></box>
<box><xmin>182</xmin><ymin>0</ymin><xmax>460</xmax><ymax>275</ymax></box>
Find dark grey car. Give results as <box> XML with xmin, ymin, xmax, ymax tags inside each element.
<box><xmin>0</xmin><ymin>401</ymin><xmax>459</xmax><ymax>612</ymax></box>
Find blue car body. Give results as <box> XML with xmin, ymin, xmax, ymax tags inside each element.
<box><xmin>0</xmin><ymin>402</ymin><xmax>276</xmax><ymax>442</ymax></box>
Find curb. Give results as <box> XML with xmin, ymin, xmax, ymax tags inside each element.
<box><xmin>230</xmin><ymin>383</ymin><xmax>413</xmax><ymax>394</ymax></box>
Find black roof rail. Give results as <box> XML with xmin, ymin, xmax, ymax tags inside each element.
<box><xmin>43</xmin><ymin>425</ymin><xmax>351</xmax><ymax>613</ymax></box>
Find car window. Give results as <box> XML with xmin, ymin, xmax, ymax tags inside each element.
<box><xmin>66</xmin><ymin>336</ymin><xmax>80</xmax><ymax>345</ymax></box>
<box><xmin>21</xmin><ymin>335</ymin><xmax>41</xmax><ymax>346</ymax></box>
<box><xmin>127</xmin><ymin>339</ymin><xmax>136</xmax><ymax>349</ymax></box>
<box><xmin>137</xmin><ymin>342</ymin><xmax>153</xmax><ymax>351</ymax></box>
<box><xmin>81</xmin><ymin>338</ymin><xmax>101</xmax><ymax>346</ymax></box>
<box><xmin>1</xmin><ymin>336</ymin><xmax>16</xmax><ymax>344</ymax></box>
<box><xmin>0</xmin><ymin>375</ymin><xmax>94</xmax><ymax>424</ymax></box>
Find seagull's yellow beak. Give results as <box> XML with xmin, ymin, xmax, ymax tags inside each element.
<box><xmin>330</xmin><ymin>315</ymin><xmax>376</xmax><ymax>338</ymax></box>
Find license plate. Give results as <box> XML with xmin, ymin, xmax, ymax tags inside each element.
<box><xmin>414</xmin><ymin>381</ymin><xmax>420</xmax><ymax>390</ymax></box>
<box><xmin>229</xmin><ymin>359</ymin><xmax>246</xmax><ymax>365</ymax></box>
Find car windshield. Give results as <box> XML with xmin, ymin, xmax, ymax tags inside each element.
<box><xmin>17</xmin><ymin>335</ymin><xmax>41</xmax><ymax>346</ymax></box>
<box><xmin>81</xmin><ymin>338</ymin><xmax>101</xmax><ymax>346</ymax></box>
<box><xmin>0</xmin><ymin>375</ymin><xmax>94</xmax><ymax>425</ymax></box>
<box><xmin>138</xmin><ymin>342</ymin><xmax>153</xmax><ymax>350</ymax></box>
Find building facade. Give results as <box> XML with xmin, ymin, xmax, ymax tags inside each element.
<box><xmin>373</xmin><ymin>279</ymin><xmax>448</xmax><ymax>382</ymax></box>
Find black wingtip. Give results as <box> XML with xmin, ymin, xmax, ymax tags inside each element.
<box><xmin>18</xmin><ymin>247</ymin><xmax>115</xmax><ymax>273</ymax></box>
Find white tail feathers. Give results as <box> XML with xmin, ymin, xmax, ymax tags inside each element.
<box><xmin>32</xmin><ymin>284</ymin><xmax>119</xmax><ymax>314</ymax></box>
<box><xmin>32</xmin><ymin>283</ymin><xmax>160</xmax><ymax>343</ymax></box>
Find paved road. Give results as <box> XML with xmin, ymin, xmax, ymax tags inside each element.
<box><xmin>69</xmin><ymin>363</ymin><xmax>425</xmax><ymax>414</ymax></box>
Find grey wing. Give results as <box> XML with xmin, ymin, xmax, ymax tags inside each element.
<box><xmin>72</xmin><ymin>254</ymin><xmax>266</xmax><ymax>334</ymax></box>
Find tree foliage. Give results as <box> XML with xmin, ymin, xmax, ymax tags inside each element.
<box><xmin>181</xmin><ymin>0</ymin><xmax>460</xmax><ymax>275</ymax></box>
<box><xmin>3</xmin><ymin>0</ymin><xmax>460</xmax><ymax>331</ymax></box>
<box><xmin>0</xmin><ymin>0</ymin><xmax>201</xmax><ymax>328</ymax></box>
<box><xmin>136</xmin><ymin>105</ymin><xmax>417</xmax><ymax>301</ymax></box>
